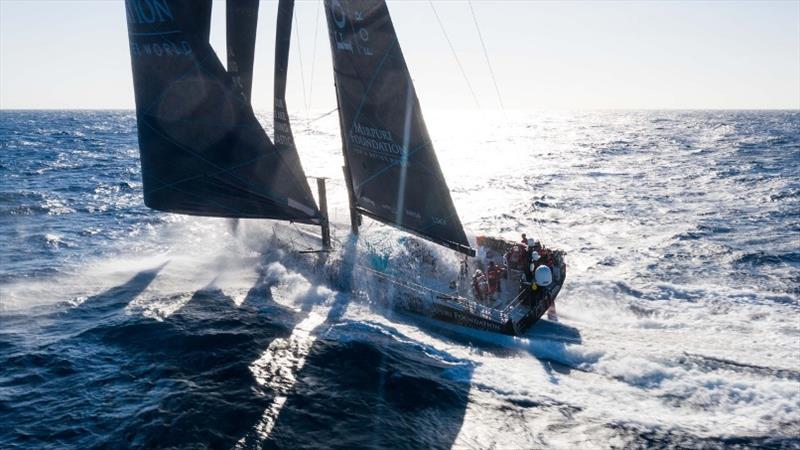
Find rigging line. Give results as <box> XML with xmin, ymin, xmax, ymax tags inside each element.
<box><xmin>428</xmin><ymin>0</ymin><xmax>481</xmax><ymax>110</ymax></box>
<box><xmin>306</xmin><ymin>0</ymin><xmax>322</xmax><ymax>119</ymax></box>
<box><xmin>308</xmin><ymin>107</ymin><xmax>338</xmax><ymax>123</ymax></box>
<box><xmin>292</xmin><ymin>222</ymin><xmax>315</xmax><ymax>250</ymax></box>
<box><xmin>530</xmin><ymin>195</ymin><xmax>550</xmax><ymax>247</ymax></box>
<box><xmin>468</xmin><ymin>0</ymin><xmax>506</xmax><ymax>115</ymax></box>
<box><xmin>293</xmin><ymin>9</ymin><xmax>309</xmax><ymax>118</ymax></box>
<box><xmin>533</xmin><ymin>212</ymin><xmax>548</xmax><ymax>247</ymax></box>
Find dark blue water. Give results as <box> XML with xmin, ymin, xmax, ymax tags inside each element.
<box><xmin>1</xmin><ymin>110</ymin><xmax>798</xmax><ymax>449</ymax></box>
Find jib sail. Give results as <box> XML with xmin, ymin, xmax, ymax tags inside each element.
<box><xmin>125</xmin><ymin>0</ymin><xmax>320</xmax><ymax>223</ymax></box>
<box><xmin>273</xmin><ymin>0</ymin><xmax>305</xmax><ymax>179</ymax></box>
<box><xmin>226</xmin><ymin>0</ymin><xmax>259</xmax><ymax>102</ymax></box>
<box><xmin>323</xmin><ymin>0</ymin><xmax>474</xmax><ymax>256</ymax></box>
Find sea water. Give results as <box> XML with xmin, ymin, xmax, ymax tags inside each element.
<box><xmin>1</xmin><ymin>110</ymin><xmax>798</xmax><ymax>448</ymax></box>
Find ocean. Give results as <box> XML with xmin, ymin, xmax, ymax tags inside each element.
<box><xmin>1</xmin><ymin>109</ymin><xmax>798</xmax><ymax>449</ymax></box>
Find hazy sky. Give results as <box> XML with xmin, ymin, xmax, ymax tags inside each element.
<box><xmin>1</xmin><ymin>0</ymin><xmax>798</xmax><ymax>110</ymax></box>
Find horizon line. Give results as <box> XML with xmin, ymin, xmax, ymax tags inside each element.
<box><xmin>2</xmin><ymin>107</ymin><xmax>799</xmax><ymax>112</ymax></box>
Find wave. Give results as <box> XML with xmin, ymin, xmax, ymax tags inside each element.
<box><xmin>2</xmin><ymin>110</ymin><xmax>799</xmax><ymax>448</ymax></box>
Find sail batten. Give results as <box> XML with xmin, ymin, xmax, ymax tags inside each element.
<box><xmin>324</xmin><ymin>0</ymin><xmax>474</xmax><ymax>256</ymax></box>
<box><xmin>125</xmin><ymin>0</ymin><xmax>320</xmax><ymax>223</ymax></box>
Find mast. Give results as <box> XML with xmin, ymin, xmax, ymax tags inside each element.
<box><xmin>317</xmin><ymin>178</ymin><xmax>331</xmax><ymax>249</ymax></box>
<box><xmin>334</xmin><ymin>88</ymin><xmax>361</xmax><ymax>236</ymax></box>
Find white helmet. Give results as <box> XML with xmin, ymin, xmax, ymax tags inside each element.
<box><xmin>527</xmin><ymin>238</ymin><xmax>536</xmax><ymax>247</ymax></box>
<box><xmin>530</xmin><ymin>251</ymin><xmax>540</xmax><ymax>261</ymax></box>
<box><xmin>535</xmin><ymin>265</ymin><xmax>553</xmax><ymax>287</ymax></box>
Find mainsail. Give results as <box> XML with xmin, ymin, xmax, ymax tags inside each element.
<box><xmin>323</xmin><ymin>0</ymin><xmax>474</xmax><ymax>255</ymax></box>
<box><xmin>125</xmin><ymin>0</ymin><xmax>320</xmax><ymax>223</ymax></box>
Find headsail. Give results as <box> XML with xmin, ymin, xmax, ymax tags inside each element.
<box><xmin>125</xmin><ymin>0</ymin><xmax>320</xmax><ymax>223</ymax></box>
<box><xmin>226</xmin><ymin>0</ymin><xmax>260</xmax><ymax>102</ymax></box>
<box><xmin>323</xmin><ymin>0</ymin><xmax>474</xmax><ymax>256</ymax></box>
<box><xmin>273</xmin><ymin>0</ymin><xmax>305</xmax><ymax>176</ymax></box>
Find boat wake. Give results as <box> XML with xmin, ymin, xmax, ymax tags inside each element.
<box><xmin>2</xmin><ymin>109</ymin><xmax>799</xmax><ymax>448</ymax></box>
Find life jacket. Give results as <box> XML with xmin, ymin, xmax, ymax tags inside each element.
<box><xmin>487</xmin><ymin>266</ymin><xmax>499</xmax><ymax>282</ymax></box>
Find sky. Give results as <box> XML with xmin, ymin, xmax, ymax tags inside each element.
<box><xmin>0</xmin><ymin>0</ymin><xmax>798</xmax><ymax>110</ymax></box>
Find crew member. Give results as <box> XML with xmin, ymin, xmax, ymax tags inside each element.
<box><xmin>505</xmin><ymin>243</ymin><xmax>524</xmax><ymax>270</ymax></box>
<box><xmin>472</xmin><ymin>269</ymin><xmax>487</xmax><ymax>301</ymax></box>
<box><xmin>529</xmin><ymin>248</ymin><xmax>541</xmax><ymax>271</ymax></box>
<box><xmin>523</xmin><ymin>238</ymin><xmax>536</xmax><ymax>282</ymax></box>
<box><xmin>486</xmin><ymin>261</ymin><xmax>500</xmax><ymax>297</ymax></box>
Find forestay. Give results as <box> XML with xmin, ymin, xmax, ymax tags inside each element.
<box><xmin>124</xmin><ymin>0</ymin><xmax>320</xmax><ymax>223</ymax></box>
<box><xmin>323</xmin><ymin>0</ymin><xmax>474</xmax><ymax>256</ymax></box>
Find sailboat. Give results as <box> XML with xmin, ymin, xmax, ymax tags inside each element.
<box><xmin>124</xmin><ymin>0</ymin><xmax>566</xmax><ymax>336</ymax></box>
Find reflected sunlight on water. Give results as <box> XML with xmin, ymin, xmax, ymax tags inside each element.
<box><xmin>1</xmin><ymin>110</ymin><xmax>798</xmax><ymax>448</ymax></box>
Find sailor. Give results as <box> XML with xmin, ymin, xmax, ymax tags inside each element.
<box><xmin>523</xmin><ymin>238</ymin><xmax>537</xmax><ymax>282</ymax></box>
<box><xmin>528</xmin><ymin>250</ymin><xmax>542</xmax><ymax>287</ymax></box>
<box><xmin>505</xmin><ymin>243</ymin><xmax>523</xmax><ymax>270</ymax></box>
<box><xmin>486</xmin><ymin>261</ymin><xmax>501</xmax><ymax>296</ymax></box>
<box><xmin>472</xmin><ymin>269</ymin><xmax>487</xmax><ymax>301</ymax></box>
<box><xmin>539</xmin><ymin>248</ymin><xmax>551</xmax><ymax>267</ymax></box>
<box><xmin>529</xmin><ymin>248</ymin><xmax>541</xmax><ymax>270</ymax></box>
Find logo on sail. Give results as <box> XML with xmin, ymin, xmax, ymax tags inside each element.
<box><xmin>350</xmin><ymin>122</ymin><xmax>403</xmax><ymax>162</ymax></box>
<box><xmin>432</xmin><ymin>217</ymin><xmax>447</xmax><ymax>226</ymax></box>
<box><xmin>126</xmin><ymin>0</ymin><xmax>173</xmax><ymax>25</ymax></box>
<box><xmin>130</xmin><ymin>41</ymin><xmax>191</xmax><ymax>58</ymax></box>
<box><xmin>328</xmin><ymin>0</ymin><xmax>373</xmax><ymax>56</ymax></box>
